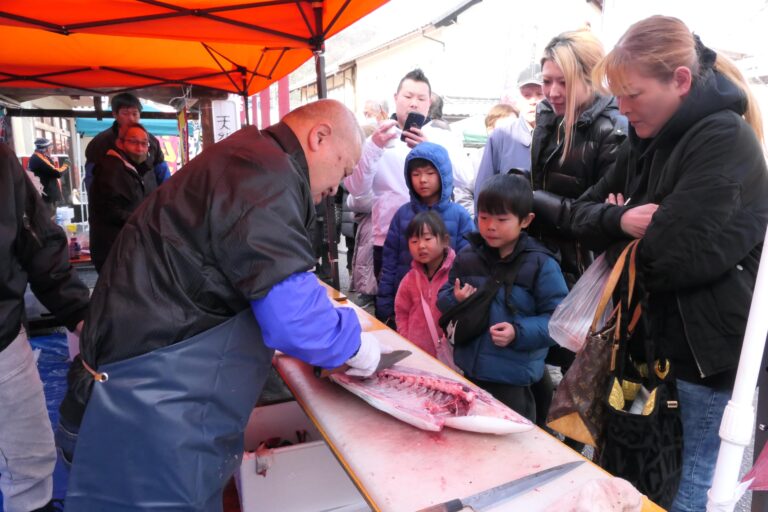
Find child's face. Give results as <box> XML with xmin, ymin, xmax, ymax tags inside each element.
<box><xmin>477</xmin><ymin>211</ymin><xmax>534</xmax><ymax>258</ymax></box>
<box><xmin>408</xmin><ymin>226</ymin><xmax>446</xmax><ymax>267</ymax></box>
<box><xmin>410</xmin><ymin>164</ymin><xmax>441</xmax><ymax>205</ymax></box>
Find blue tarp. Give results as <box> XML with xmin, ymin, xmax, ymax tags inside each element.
<box><xmin>75</xmin><ymin>104</ymin><xmax>180</xmax><ymax>137</ymax></box>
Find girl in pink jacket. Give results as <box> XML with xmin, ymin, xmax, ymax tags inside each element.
<box><xmin>395</xmin><ymin>211</ymin><xmax>458</xmax><ymax>369</ymax></box>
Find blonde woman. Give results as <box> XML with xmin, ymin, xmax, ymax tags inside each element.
<box><xmin>528</xmin><ymin>29</ymin><xmax>628</xmax><ymax>439</ymax></box>
<box><xmin>531</xmin><ymin>29</ymin><xmax>627</xmax><ymax>286</ymax></box>
<box><xmin>570</xmin><ymin>16</ymin><xmax>768</xmax><ymax>511</ymax></box>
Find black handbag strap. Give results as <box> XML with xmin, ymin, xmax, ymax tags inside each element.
<box><xmin>491</xmin><ymin>246</ymin><xmax>527</xmax><ymax>314</ymax></box>
<box><xmin>612</xmin><ymin>243</ymin><xmax>667</xmax><ymax>389</ymax></box>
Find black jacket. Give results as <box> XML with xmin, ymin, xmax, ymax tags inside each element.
<box><xmin>569</xmin><ymin>69</ymin><xmax>768</xmax><ymax>382</ymax></box>
<box><xmin>61</xmin><ymin>123</ymin><xmax>317</xmax><ymax>423</ymax></box>
<box><xmin>85</xmin><ymin>121</ymin><xmax>165</xmax><ymax>174</ymax></box>
<box><xmin>88</xmin><ymin>149</ymin><xmax>158</xmax><ymax>272</ymax></box>
<box><xmin>28</xmin><ymin>150</ymin><xmax>68</xmax><ymax>203</ymax></box>
<box><xmin>530</xmin><ymin>95</ymin><xmax>627</xmax><ymax>283</ymax></box>
<box><xmin>1</xmin><ymin>143</ymin><xmax>89</xmax><ymax>352</ymax></box>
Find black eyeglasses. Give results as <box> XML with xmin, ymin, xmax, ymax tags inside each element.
<box><xmin>122</xmin><ymin>138</ymin><xmax>150</xmax><ymax>148</ymax></box>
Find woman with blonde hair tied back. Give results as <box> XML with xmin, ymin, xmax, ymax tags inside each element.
<box><xmin>528</xmin><ymin>28</ymin><xmax>627</xmax><ymax>441</ymax></box>
<box><xmin>569</xmin><ymin>15</ymin><xmax>768</xmax><ymax>511</ymax></box>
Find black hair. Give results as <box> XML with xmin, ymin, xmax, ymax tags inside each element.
<box><xmin>406</xmin><ymin>211</ymin><xmax>449</xmax><ymax>241</ymax></box>
<box><xmin>397</xmin><ymin>68</ymin><xmax>431</xmax><ymax>95</ymax></box>
<box><xmin>407</xmin><ymin>158</ymin><xmax>436</xmax><ymax>173</ymax></box>
<box><xmin>477</xmin><ymin>174</ymin><xmax>533</xmax><ymax>218</ymax></box>
<box><xmin>111</xmin><ymin>93</ymin><xmax>142</xmax><ymax>113</ymax></box>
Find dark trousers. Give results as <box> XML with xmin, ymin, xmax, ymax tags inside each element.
<box><xmin>373</xmin><ymin>245</ymin><xmax>383</xmax><ymax>282</ymax></box>
<box><xmin>470</xmin><ymin>378</ymin><xmax>536</xmax><ymax>423</ymax></box>
<box><xmin>754</xmin><ymin>347</ymin><xmax>768</xmax><ymax>512</ymax></box>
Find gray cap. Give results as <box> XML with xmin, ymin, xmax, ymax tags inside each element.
<box><xmin>34</xmin><ymin>137</ymin><xmax>52</xmax><ymax>149</ymax></box>
<box><xmin>517</xmin><ymin>63</ymin><xmax>543</xmax><ymax>88</ymax></box>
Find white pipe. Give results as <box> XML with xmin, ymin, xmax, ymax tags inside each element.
<box><xmin>707</xmin><ymin>226</ymin><xmax>768</xmax><ymax>511</ymax></box>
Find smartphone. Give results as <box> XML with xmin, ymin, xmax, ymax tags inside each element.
<box><xmin>400</xmin><ymin>111</ymin><xmax>427</xmax><ymax>142</ymax></box>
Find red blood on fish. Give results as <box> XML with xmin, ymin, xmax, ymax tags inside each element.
<box><xmin>330</xmin><ymin>366</ymin><xmax>534</xmax><ymax>435</ymax></box>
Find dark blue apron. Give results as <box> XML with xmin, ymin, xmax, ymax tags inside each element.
<box><xmin>65</xmin><ymin>309</ymin><xmax>274</xmax><ymax>512</ymax></box>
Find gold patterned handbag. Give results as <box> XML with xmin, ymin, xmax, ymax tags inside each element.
<box><xmin>546</xmin><ymin>240</ymin><xmax>639</xmax><ymax>447</ymax></box>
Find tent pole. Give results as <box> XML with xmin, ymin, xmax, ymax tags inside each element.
<box><xmin>242</xmin><ymin>93</ymin><xmax>250</xmax><ymax>126</ymax></box>
<box><xmin>707</xmin><ymin>226</ymin><xmax>768</xmax><ymax>510</ymax></box>
<box><xmin>313</xmin><ymin>2</ymin><xmax>338</xmax><ymax>290</ymax></box>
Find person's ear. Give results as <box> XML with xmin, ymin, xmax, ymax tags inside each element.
<box><xmin>307</xmin><ymin>123</ymin><xmax>332</xmax><ymax>151</ymax></box>
<box><xmin>521</xmin><ymin>212</ymin><xmax>535</xmax><ymax>229</ymax></box>
<box><xmin>673</xmin><ymin>66</ymin><xmax>692</xmax><ymax>97</ymax></box>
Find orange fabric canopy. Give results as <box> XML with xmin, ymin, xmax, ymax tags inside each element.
<box><xmin>0</xmin><ymin>0</ymin><xmax>388</xmax><ymax>98</ymax></box>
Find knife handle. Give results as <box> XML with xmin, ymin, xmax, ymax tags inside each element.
<box><xmin>313</xmin><ymin>365</ymin><xmax>350</xmax><ymax>378</ymax></box>
<box><xmin>416</xmin><ymin>499</ymin><xmax>464</xmax><ymax>512</ymax></box>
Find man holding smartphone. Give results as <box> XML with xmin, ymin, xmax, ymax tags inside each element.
<box><xmin>345</xmin><ymin>68</ymin><xmax>473</xmax><ymax>323</ymax></box>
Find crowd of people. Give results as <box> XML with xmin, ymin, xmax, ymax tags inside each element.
<box><xmin>0</xmin><ymin>14</ymin><xmax>766</xmax><ymax>512</ymax></box>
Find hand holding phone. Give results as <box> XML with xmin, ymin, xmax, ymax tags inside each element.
<box><xmin>400</xmin><ymin>111</ymin><xmax>427</xmax><ymax>142</ymax></box>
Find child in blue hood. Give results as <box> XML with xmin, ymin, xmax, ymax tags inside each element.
<box><xmin>376</xmin><ymin>142</ymin><xmax>474</xmax><ymax>326</ymax></box>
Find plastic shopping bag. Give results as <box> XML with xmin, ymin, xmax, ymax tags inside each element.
<box><xmin>549</xmin><ymin>253</ymin><xmax>612</xmax><ymax>352</ymax></box>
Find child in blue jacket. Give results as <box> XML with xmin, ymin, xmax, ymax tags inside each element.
<box><xmin>437</xmin><ymin>174</ymin><xmax>568</xmax><ymax>421</ymax></box>
<box><xmin>376</xmin><ymin>142</ymin><xmax>474</xmax><ymax>325</ymax></box>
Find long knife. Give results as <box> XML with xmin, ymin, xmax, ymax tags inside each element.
<box><xmin>416</xmin><ymin>460</ymin><xmax>584</xmax><ymax>511</ymax></box>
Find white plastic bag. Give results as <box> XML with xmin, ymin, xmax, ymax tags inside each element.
<box><xmin>549</xmin><ymin>253</ymin><xmax>612</xmax><ymax>352</ymax></box>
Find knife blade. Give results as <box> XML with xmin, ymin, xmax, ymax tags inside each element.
<box><xmin>416</xmin><ymin>460</ymin><xmax>584</xmax><ymax>512</ymax></box>
<box><xmin>313</xmin><ymin>349</ymin><xmax>411</xmax><ymax>378</ymax></box>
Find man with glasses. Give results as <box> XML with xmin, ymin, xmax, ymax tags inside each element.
<box><xmin>84</xmin><ymin>92</ymin><xmax>169</xmax><ymax>192</ymax></box>
<box><xmin>88</xmin><ymin>123</ymin><xmax>157</xmax><ymax>272</ymax></box>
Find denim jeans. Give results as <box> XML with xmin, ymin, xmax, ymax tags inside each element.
<box><xmin>0</xmin><ymin>330</ymin><xmax>57</xmax><ymax>512</ymax></box>
<box><xmin>53</xmin><ymin>416</ymin><xmax>79</xmax><ymax>471</ymax></box>
<box><xmin>670</xmin><ymin>378</ymin><xmax>731</xmax><ymax>512</ymax></box>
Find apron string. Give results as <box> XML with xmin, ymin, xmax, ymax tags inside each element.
<box><xmin>81</xmin><ymin>358</ymin><xmax>109</xmax><ymax>382</ymax></box>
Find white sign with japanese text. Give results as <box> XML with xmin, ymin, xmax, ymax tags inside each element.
<box><xmin>211</xmin><ymin>100</ymin><xmax>240</xmax><ymax>142</ymax></box>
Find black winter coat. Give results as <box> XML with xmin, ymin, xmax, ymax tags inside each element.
<box><xmin>569</xmin><ymin>69</ymin><xmax>768</xmax><ymax>382</ymax></box>
<box><xmin>28</xmin><ymin>150</ymin><xmax>68</xmax><ymax>203</ymax></box>
<box><xmin>530</xmin><ymin>95</ymin><xmax>627</xmax><ymax>284</ymax></box>
<box><xmin>1</xmin><ymin>144</ymin><xmax>89</xmax><ymax>352</ymax></box>
<box><xmin>88</xmin><ymin>149</ymin><xmax>158</xmax><ymax>272</ymax></box>
<box><xmin>85</xmin><ymin>121</ymin><xmax>165</xmax><ymax>174</ymax></box>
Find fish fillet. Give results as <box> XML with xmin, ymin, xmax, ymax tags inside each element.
<box><xmin>330</xmin><ymin>366</ymin><xmax>534</xmax><ymax>435</ymax></box>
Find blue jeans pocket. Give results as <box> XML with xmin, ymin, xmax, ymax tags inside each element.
<box><xmin>54</xmin><ymin>420</ymin><xmax>79</xmax><ymax>470</ymax></box>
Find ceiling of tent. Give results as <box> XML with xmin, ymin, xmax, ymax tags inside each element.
<box><xmin>0</xmin><ymin>0</ymin><xmax>389</xmax><ymax>102</ymax></box>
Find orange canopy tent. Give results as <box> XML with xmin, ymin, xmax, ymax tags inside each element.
<box><xmin>0</xmin><ymin>1</ymin><xmax>389</xmax><ymax>290</ymax></box>
<box><xmin>0</xmin><ymin>0</ymin><xmax>388</xmax><ymax>101</ymax></box>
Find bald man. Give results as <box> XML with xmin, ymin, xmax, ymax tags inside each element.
<box><xmin>58</xmin><ymin>99</ymin><xmax>386</xmax><ymax>511</ymax></box>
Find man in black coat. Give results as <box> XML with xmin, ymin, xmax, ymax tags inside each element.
<box><xmin>60</xmin><ymin>99</ymin><xmax>388</xmax><ymax>511</ymax></box>
<box><xmin>88</xmin><ymin>123</ymin><xmax>158</xmax><ymax>272</ymax></box>
<box><xmin>83</xmin><ymin>92</ymin><xmax>169</xmax><ymax>191</ymax></box>
<box><xmin>0</xmin><ymin>142</ymin><xmax>89</xmax><ymax>512</ymax></box>
<box><xmin>28</xmin><ymin>137</ymin><xmax>70</xmax><ymax>217</ymax></box>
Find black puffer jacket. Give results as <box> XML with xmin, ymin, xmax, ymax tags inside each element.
<box><xmin>89</xmin><ymin>149</ymin><xmax>158</xmax><ymax>272</ymax></box>
<box><xmin>569</xmin><ymin>69</ymin><xmax>768</xmax><ymax>383</ymax></box>
<box><xmin>1</xmin><ymin>143</ymin><xmax>89</xmax><ymax>352</ymax></box>
<box><xmin>530</xmin><ymin>95</ymin><xmax>627</xmax><ymax>284</ymax></box>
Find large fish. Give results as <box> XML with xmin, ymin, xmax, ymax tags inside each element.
<box><xmin>330</xmin><ymin>366</ymin><xmax>534</xmax><ymax>435</ymax></box>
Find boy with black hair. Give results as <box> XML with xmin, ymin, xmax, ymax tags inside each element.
<box><xmin>437</xmin><ymin>174</ymin><xmax>568</xmax><ymax>421</ymax></box>
<box><xmin>84</xmin><ymin>92</ymin><xmax>169</xmax><ymax>191</ymax></box>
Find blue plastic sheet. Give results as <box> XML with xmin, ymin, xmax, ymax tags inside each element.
<box><xmin>0</xmin><ymin>333</ymin><xmax>71</xmax><ymax>508</ymax></box>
